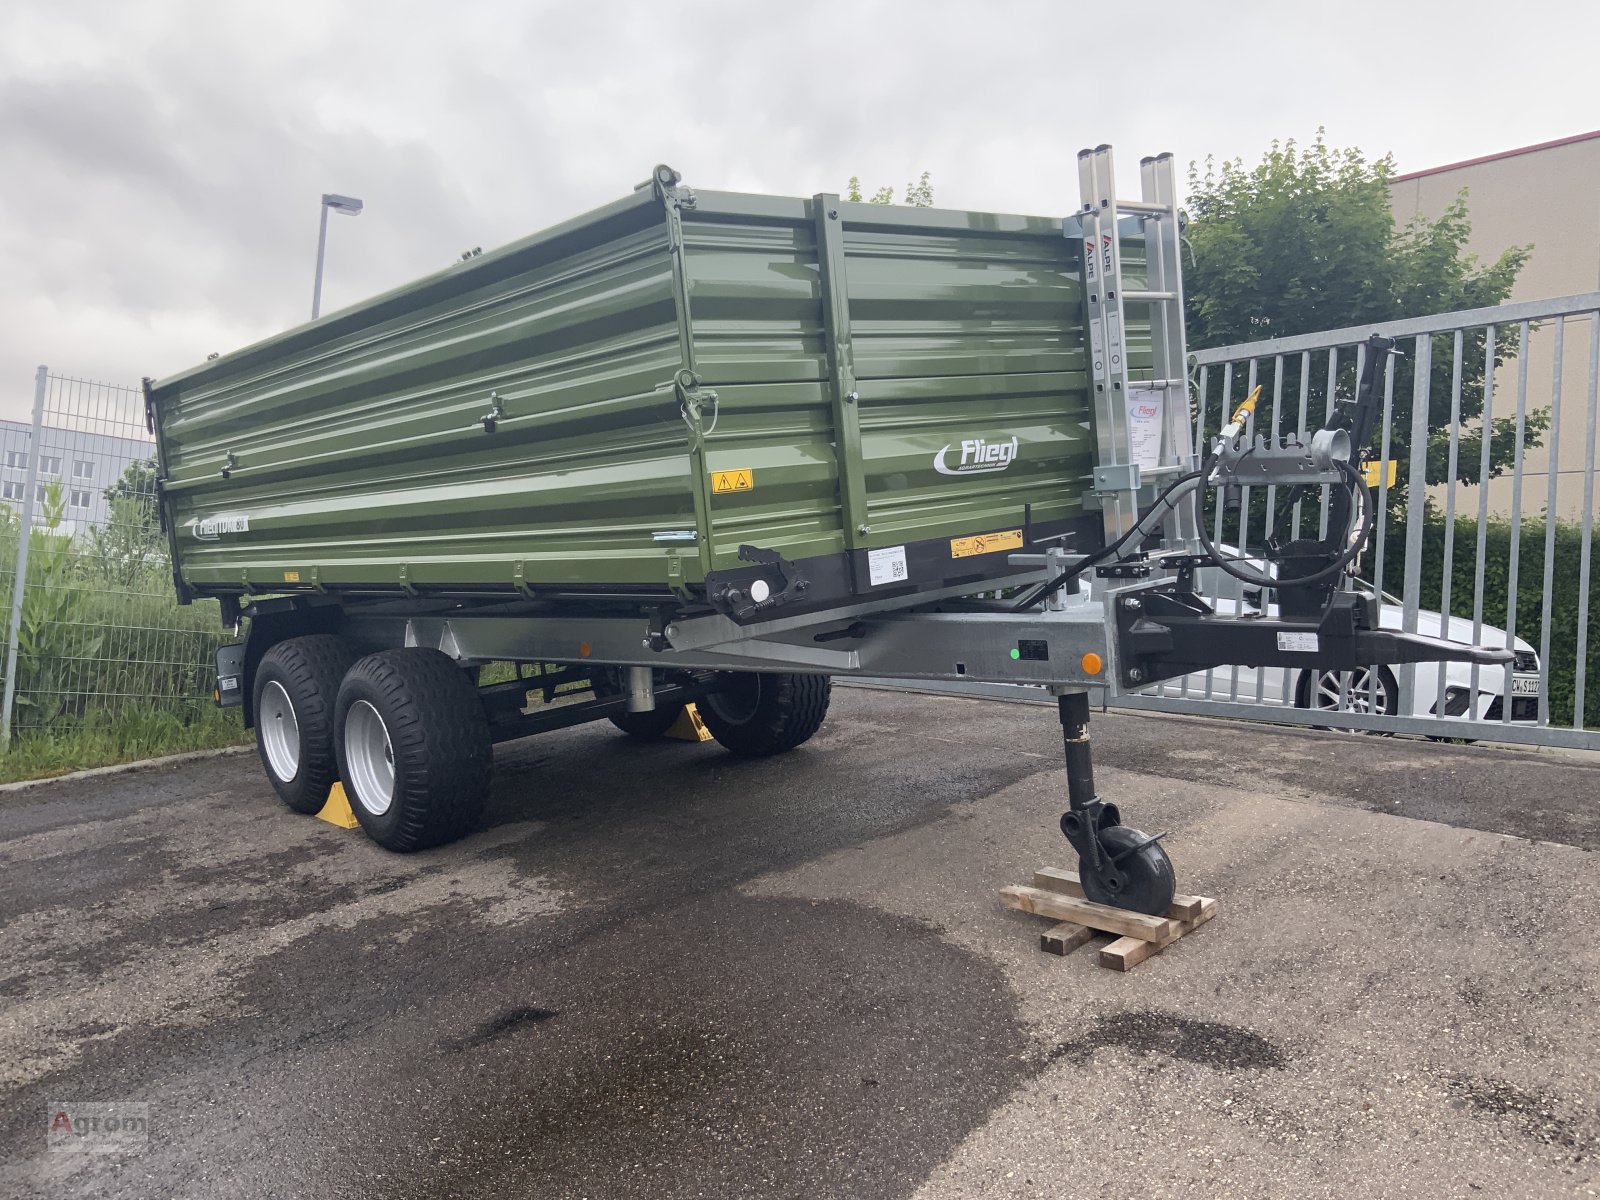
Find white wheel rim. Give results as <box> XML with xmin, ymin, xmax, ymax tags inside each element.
<box><xmin>1314</xmin><ymin>669</ymin><xmax>1379</xmax><ymax>721</ymax></box>
<box><xmin>259</xmin><ymin>680</ymin><xmax>301</xmax><ymax>782</ymax></box>
<box><xmin>345</xmin><ymin>700</ymin><xmax>396</xmax><ymax>816</ymax></box>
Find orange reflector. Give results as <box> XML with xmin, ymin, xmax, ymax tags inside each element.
<box><xmin>578</xmin><ymin>641</ymin><xmax>592</xmax><ymax>658</ymax></box>
<box><xmin>1081</xmin><ymin>652</ymin><xmax>1103</xmax><ymax>676</ymax></box>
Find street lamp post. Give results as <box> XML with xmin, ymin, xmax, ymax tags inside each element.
<box><xmin>311</xmin><ymin>192</ymin><xmax>364</xmax><ymax>320</ymax></box>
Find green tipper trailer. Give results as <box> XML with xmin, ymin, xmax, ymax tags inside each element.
<box><xmin>148</xmin><ymin>146</ymin><xmax>1506</xmax><ymax>914</ymax></box>
<box><xmin>149</xmin><ymin>164</ymin><xmax>1112</xmax><ymax>617</ymax></box>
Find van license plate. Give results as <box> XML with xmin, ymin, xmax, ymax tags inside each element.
<box><xmin>1511</xmin><ymin>674</ymin><xmax>1541</xmax><ymax>696</ymax></box>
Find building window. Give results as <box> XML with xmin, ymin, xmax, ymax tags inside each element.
<box><xmin>4</xmin><ymin>452</ymin><xmax>25</xmax><ymax>470</ymax></box>
<box><xmin>69</xmin><ymin>489</ymin><xmax>92</xmax><ymax>509</ymax></box>
<box><xmin>38</xmin><ymin>455</ymin><xmax>61</xmax><ymax>476</ymax></box>
<box><xmin>1</xmin><ymin>481</ymin><xmax>21</xmax><ymax>501</ymax></box>
<box><xmin>73</xmin><ymin>460</ymin><xmax>95</xmax><ymax>480</ymax></box>
<box><xmin>35</xmin><ymin>485</ymin><xmax>48</xmax><ymax>503</ymax></box>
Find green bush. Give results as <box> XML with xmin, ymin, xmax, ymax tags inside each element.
<box><xmin>0</xmin><ymin>468</ymin><xmax>244</xmax><ymax>777</ymax></box>
<box><xmin>1380</xmin><ymin>513</ymin><xmax>1599</xmax><ymax>729</ymax></box>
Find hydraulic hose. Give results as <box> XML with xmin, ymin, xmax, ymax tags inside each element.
<box><xmin>1014</xmin><ymin>455</ymin><xmax>1373</xmax><ymax>609</ymax></box>
<box><xmin>1192</xmin><ymin>457</ymin><xmax>1374</xmax><ymax>589</ymax></box>
<box><xmin>1013</xmin><ymin>468</ymin><xmax>1206</xmax><ymax>610</ymax></box>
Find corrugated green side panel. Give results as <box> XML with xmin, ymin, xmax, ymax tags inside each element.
<box><xmin>155</xmin><ymin>193</ymin><xmax>699</xmax><ymax>593</ymax></box>
<box><xmin>840</xmin><ymin>206</ymin><xmax>1091</xmax><ymax>544</ymax></box>
<box><xmin>682</xmin><ymin>194</ymin><xmax>1093</xmax><ymax>570</ymax></box>
<box><xmin>678</xmin><ymin>194</ymin><xmax>842</xmax><ymax>569</ymax></box>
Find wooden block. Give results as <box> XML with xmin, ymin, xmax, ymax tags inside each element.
<box><xmin>1099</xmin><ymin>895</ymin><xmax>1218</xmax><ymax>971</ymax></box>
<box><xmin>1030</xmin><ymin>868</ymin><xmax>1209</xmax><ymax>923</ymax></box>
<box><xmin>1100</xmin><ymin>935</ymin><xmax>1156</xmax><ymax>971</ymax></box>
<box><xmin>998</xmin><ymin>885</ymin><xmax>1177</xmax><ymax>943</ymax></box>
<box><xmin>1167</xmin><ymin>894</ymin><xmax>1206</xmax><ymax>922</ymax></box>
<box><xmin>1039</xmin><ymin>921</ymin><xmax>1094</xmax><ymax>956</ymax></box>
<box><xmin>1032</xmin><ymin>867</ymin><xmax>1086</xmax><ymax>898</ymax></box>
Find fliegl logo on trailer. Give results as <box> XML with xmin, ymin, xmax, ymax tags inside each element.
<box><xmin>933</xmin><ymin>436</ymin><xmax>1020</xmax><ymax>476</ymax></box>
<box><xmin>189</xmin><ymin>512</ymin><xmax>251</xmax><ymax>541</ymax></box>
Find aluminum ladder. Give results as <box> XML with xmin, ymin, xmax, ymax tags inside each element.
<box><xmin>1074</xmin><ymin>145</ymin><xmax>1198</xmax><ymax>545</ymax></box>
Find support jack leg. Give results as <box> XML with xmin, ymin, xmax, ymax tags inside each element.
<box><xmin>1054</xmin><ymin>690</ymin><xmax>1175</xmax><ymax>916</ymax></box>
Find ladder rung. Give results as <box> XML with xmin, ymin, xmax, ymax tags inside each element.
<box><xmin>1122</xmin><ymin>289</ymin><xmax>1177</xmax><ymax>303</ymax></box>
<box><xmin>1109</xmin><ymin>200</ymin><xmax>1171</xmax><ymax>217</ymax></box>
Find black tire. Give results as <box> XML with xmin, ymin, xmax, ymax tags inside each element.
<box><xmin>333</xmin><ymin>648</ymin><xmax>492</xmax><ymax>852</ymax></box>
<box><xmin>1080</xmin><ymin>825</ymin><xmax>1176</xmax><ymax>916</ymax></box>
<box><xmin>698</xmin><ymin>672</ymin><xmax>831</xmax><ymax>757</ymax></box>
<box><xmin>1295</xmin><ymin>665</ymin><xmax>1399</xmax><ymax>734</ymax></box>
<box><xmin>252</xmin><ymin>634</ymin><xmax>358</xmax><ymax>814</ymax></box>
<box><xmin>592</xmin><ymin>668</ymin><xmax>686</xmax><ymax>739</ymax></box>
<box><xmin>610</xmin><ymin>705</ymin><xmax>686</xmax><ymax>740</ymax></box>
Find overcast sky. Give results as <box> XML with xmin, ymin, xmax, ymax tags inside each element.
<box><xmin>2</xmin><ymin>0</ymin><xmax>1596</xmax><ymax>423</ymax></box>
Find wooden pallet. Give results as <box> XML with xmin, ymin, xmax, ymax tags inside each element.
<box><xmin>998</xmin><ymin>868</ymin><xmax>1217</xmax><ymax>972</ymax></box>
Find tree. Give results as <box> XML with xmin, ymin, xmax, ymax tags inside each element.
<box><xmin>87</xmin><ymin>457</ymin><xmax>164</xmax><ymax>586</ymax></box>
<box><xmin>845</xmin><ymin>171</ymin><xmax>934</xmax><ymax>207</ymax></box>
<box><xmin>1183</xmin><ymin>132</ymin><xmax>1535</xmax><ymax>504</ymax></box>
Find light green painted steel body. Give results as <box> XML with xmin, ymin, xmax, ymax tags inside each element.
<box><xmin>152</xmin><ymin>176</ymin><xmax>1133</xmax><ymax>604</ymax></box>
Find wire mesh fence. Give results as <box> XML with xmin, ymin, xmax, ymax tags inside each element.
<box><xmin>0</xmin><ymin>368</ymin><xmax>230</xmax><ymax>751</ymax></box>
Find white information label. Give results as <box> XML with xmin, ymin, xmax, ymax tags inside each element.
<box><xmin>867</xmin><ymin>544</ymin><xmax>909</xmax><ymax>587</ymax></box>
<box><xmin>1276</xmin><ymin>631</ymin><xmax>1319</xmax><ymax>653</ymax></box>
<box><xmin>1125</xmin><ymin>386</ymin><xmax>1165</xmax><ymax>470</ymax></box>
<box><xmin>1106</xmin><ymin>311</ymin><xmax>1124</xmax><ymax>367</ymax></box>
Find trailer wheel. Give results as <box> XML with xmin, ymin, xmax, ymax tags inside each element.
<box><xmin>253</xmin><ymin>634</ymin><xmax>358</xmax><ymax>814</ymax></box>
<box><xmin>334</xmin><ymin>649</ymin><xmax>492</xmax><ymax>852</ymax></box>
<box><xmin>591</xmin><ymin>668</ymin><xmax>685</xmax><ymax>739</ymax></box>
<box><xmin>610</xmin><ymin>706</ymin><xmax>686</xmax><ymax>740</ymax></box>
<box><xmin>699</xmin><ymin>672</ymin><xmax>831</xmax><ymax>757</ymax></box>
<box><xmin>1079</xmin><ymin>825</ymin><xmax>1176</xmax><ymax>916</ymax></box>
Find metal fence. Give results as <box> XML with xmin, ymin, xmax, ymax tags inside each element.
<box><xmin>0</xmin><ymin>367</ymin><xmax>227</xmax><ymax>748</ymax></box>
<box><xmin>1117</xmin><ymin>291</ymin><xmax>1600</xmax><ymax>750</ymax></box>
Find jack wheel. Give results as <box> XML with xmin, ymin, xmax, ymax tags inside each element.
<box><xmin>1078</xmin><ymin>825</ymin><xmax>1175</xmax><ymax>916</ymax></box>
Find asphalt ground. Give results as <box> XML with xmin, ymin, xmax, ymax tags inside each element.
<box><xmin>2</xmin><ymin>687</ymin><xmax>1597</xmax><ymax>1199</ymax></box>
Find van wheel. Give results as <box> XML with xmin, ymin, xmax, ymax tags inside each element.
<box><xmin>253</xmin><ymin>635</ymin><xmax>358</xmax><ymax>814</ymax></box>
<box><xmin>699</xmin><ymin>673</ymin><xmax>831</xmax><ymax>757</ymax></box>
<box><xmin>334</xmin><ymin>649</ymin><xmax>492</xmax><ymax>852</ymax></box>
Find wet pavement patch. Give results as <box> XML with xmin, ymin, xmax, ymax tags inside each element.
<box><xmin>448</xmin><ymin>1005</ymin><xmax>560</xmax><ymax>1051</ymax></box>
<box><xmin>331</xmin><ymin>894</ymin><xmax>1036</xmax><ymax>1200</ymax></box>
<box><xmin>1446</xmin><ymin>1074</ymin><xmax>1597</xmax><ymax>1156</ymax></box>
<box><xmin>1048</xmin><ymin>1009</ymin><xmax>1287</xmax><ymax>1072</ymax></box>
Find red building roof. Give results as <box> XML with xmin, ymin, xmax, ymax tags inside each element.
<box><xmin>1391</xmin><ymin>129</ymin><xmax>1600</xmax><ymax>183</ymax></box>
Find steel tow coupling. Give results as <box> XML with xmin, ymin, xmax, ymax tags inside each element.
<box><xmin>1111</xmin><ymin>581</ymin><xmax>1514</xmax><ymax>692</ymax></box>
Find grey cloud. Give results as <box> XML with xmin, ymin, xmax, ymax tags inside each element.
<box><xmin>1</xmin><ymin>0</ymin><xmax>1596</xmax><ymax>415</ymax></box>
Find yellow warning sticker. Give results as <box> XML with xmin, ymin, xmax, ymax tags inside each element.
<box><xmin>1362</xmin><ymin>459</ymin><xmax>1398</xmax><ymax>488</ymax></box>
<box><xmin>712</xmin><ymin>469</ymin><xmax>755</xmax><ymax>494</ymax></box>
<box><xmin>283</xmin><ymin>570</ymin><xmax>301</xmax><ymax>583</ymax></box>
<box><xmin>950</xmin><ymin>529</ymin><xmax>1024</xmax><ymax>559</ymax></box>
